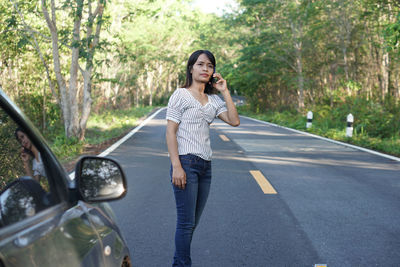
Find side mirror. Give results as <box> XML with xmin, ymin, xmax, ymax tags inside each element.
<box><xmin>75</xmin><ymin>156</ymin><xmax>127</xmax><ymax>202</ymax></box>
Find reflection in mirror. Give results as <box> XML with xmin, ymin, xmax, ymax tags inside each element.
<box><xmin>0</xmin><ymin>108</ymin><xmax>50</xmax><ymax>193</ymax></box>
<box><xmin>0</xmin><ymin>178</ymin><xmax>48</xmax><ymax>227</ymax></box>
<box><xmin>79</xmin><ymin>158</ymin><xmax>126</xmax><ymax>201</ymax></box>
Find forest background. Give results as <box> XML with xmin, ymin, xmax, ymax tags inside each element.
<box><xmin>1</xmin><ymin>0</ymin><xmax>400</xmax><ymax>163</ymax></box>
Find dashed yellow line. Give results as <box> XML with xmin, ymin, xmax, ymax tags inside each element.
<box><xmin>250</xmin><ymin>170</ymin><xmax>277</xmax><ymax>194</ymax></box>
<box><xmin>219</xmin><ymin>134</ymin><xmax>230</xmax><ymax>142</ymax></box>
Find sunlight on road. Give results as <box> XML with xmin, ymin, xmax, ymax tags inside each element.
<box><xmin>215</xmin><ymin>153</ymin><xmax>397</xmax><ymax>171</ymax></box>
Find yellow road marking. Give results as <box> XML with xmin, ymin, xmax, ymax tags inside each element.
<box><xmin>219</xmin><ymin>134</ymin><xmax>230</xmax><ymax>142</ymax></box>
<box><xmin>249</xmin><ymin>170</ymin><xmax>277</xmax><ymax>194</ymax></box>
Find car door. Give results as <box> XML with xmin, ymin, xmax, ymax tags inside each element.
<box><xmin>0</xmin><ymin>95</ymin><xmax>106</xmax><ymax>266</ymax></box>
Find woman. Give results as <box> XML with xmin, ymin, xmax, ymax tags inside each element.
<box><xmin>15</xmin><ymin>128</ymin><xmax>46</xmax><ymax>182</ymax></box>
<box><xmin>166</xmin><ymin>50</ymin><xmax>240</xmax><ymax>267</ymax></box>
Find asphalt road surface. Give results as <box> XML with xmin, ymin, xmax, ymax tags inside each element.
<box><xmin>108</xmin><ymin>108</ymin><xmax>400</xmax><ymax>267</ymax></box>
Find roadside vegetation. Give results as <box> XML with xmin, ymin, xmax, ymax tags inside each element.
<box><xmin>49</xmin><ymin>106</ymin><xmax>154</xmax><ymax>163</ymax></box>
<box><xmin>1</xmin><ymin>0</ymin><xmax>400</xmax><ymax>161</ymax></box>
<box><xmin>238</xmin><ymin>96</ymin><xmax>400</xmax><ymax>157</ymax></box>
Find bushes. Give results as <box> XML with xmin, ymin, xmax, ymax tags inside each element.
<box><xmin>50</xmin><ymin>135</ymin><xmax>84</xmax><ymax>161</ymax></box>
<box><xmin>49</xmin><ymin>106</ymin><xmax>154</xmax><ymax>162</ymax></box>
<box><xmin>309</xmin><ymin>97</ymin><xmax>400</xmax><ymax>139</ymax></box>
<box><xmin>14</xmin><ymin>90</ymin><xmax>62</xmax><ymax>136</ymax></box>
<box><xmin>237</xmin><ymin>97</ymin><xmax>400</xmax><ymax>157</ymax></box>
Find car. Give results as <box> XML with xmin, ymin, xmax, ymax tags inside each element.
<box><xmin>0</xmin><ymin>87</ymin><xmax>131</xmax><ymax>267</ymax></box>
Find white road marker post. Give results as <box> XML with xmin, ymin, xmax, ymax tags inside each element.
<box><xmin>306</xmin><ymin>111</ymin><xmax>313</xmax><ymax>129</ymax></box>
<box><xmin>346</xmin><ymin>113</ymin><xmax>354</xmax><ymax>138</ymax></box>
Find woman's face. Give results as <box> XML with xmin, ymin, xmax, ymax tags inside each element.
<box><xmin>17</xmin><ymin>131</ymin><xmax>32</xmax><ymax>150</ymax></box>
<box><xmin>190</xmin><ymin>53</ymin><xmax>214</xmax><ymax>84</ymax></box>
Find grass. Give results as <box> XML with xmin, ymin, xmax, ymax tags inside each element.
<box><xmin>237</xmin><ymin>105</ymin><xmax>400</xmax><ymax>158</ymax></box>
<box><xmin>85</xmin><ymin>106</ymin><xmax>154</xmax><ymax>144</ymax></box>
<box><xmin>49</xmin><ymin>106</ymin><xmax>155</xmax><ymax>162</ymax></box>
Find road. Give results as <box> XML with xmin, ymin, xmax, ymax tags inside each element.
<box><xmin>108</xmin><ymin>108</ymin><xmax>400</xmax><ymax>267</ymax></box>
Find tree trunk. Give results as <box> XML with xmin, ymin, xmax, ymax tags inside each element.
<box><xmin>42</xmin><ymin>84</ymin><xmax>46</xmax><ymax>132</ymax></box>
<box><xmin>146</xmin><ymin>68</ymin><xmax>154</xmax><ymax>106</ymax></box>
<box><xmin>68</xmin><ymin>0</ymin><xmax>84</xmax><ymax>138</ymax></box>
<box><xmin>79</xmin><ymin>69</ymin><xmax>93</xmax><ymax>140</ymax></box>
<box><xmin>78</xmin><ymin>0</ymin><xmax>105</xmax><ymax>140</ymax></box>
<box><xmin>41</xmin><ymin>0</ymin><xmax>71</xmax><ymax>137</ymax></box>
<box><xmin>290</xmin><ymin>20</ymin><xmax>304</xmax><ymax>110</ymax></box>
<box><xmin>112</xmin><ymin>84</ymin><xmax>120</xmax><ymax>107</ymax></box>
<box><xmin>41</xmin><ymin>0</ymin><xmax>105</xmax><ymax>140</ymax></box>
<box><xmin>167</xmin><ymin>72</ymin><xmax>172</xmax><ymax>93</ymax></box>
<box><xmin>297</xmin><ymin>57</ymin><xmax>304</xmax><ymax>110</ymax></box>
<box><xmin>393</xmin><ymin>70</ymin><xmax>399</xmax><ymax>101</ymax></box>
<box><xmin>135</xmin><ymin>89</ymin><xmax>139</xmax><ymax>107</ymax></box>
<box><xmin>10</xmin><ymin>0</ymin><xmax>59</xmax><ymax>104</ymax></box>
<box><xmin>343</xmin><ymin>46</ymin><xmax>350</xmax><ymax>94</ymax></box>
<box><xmin>137</xmin><ymin>74</ymin><xmax>145</xmax><ymax>107</ymax></box>
<box><xmin>380</xmin><ymin>50</ymin><xmax>389</xmax><ymax>102</ymax></box>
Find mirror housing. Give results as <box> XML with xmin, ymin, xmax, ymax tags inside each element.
<box><xmin>75</xmin><ymin>156</ymin><xmax>127</xmax><ymax>202</ymax></box>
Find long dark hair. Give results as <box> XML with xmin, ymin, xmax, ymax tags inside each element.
<box><xmin>182</xmin><ymin>50</ymin><xmax>217</xmax><ymax>94</ymax></box>
<box><xmin>14</xmin><ymin>127</ymin><xmax>34</xmax><ymax>157</ymax></box>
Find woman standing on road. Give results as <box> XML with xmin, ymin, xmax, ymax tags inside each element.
<box><xmin>166</xmin><ymin>50</ymin><xmax>240</xmax><ymax>267</ymax></box>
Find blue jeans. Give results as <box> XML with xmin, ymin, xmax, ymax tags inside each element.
<box><xmin>171</xmin><ymin>154</ymin><xmax>212</xmax><ymax>267</ymax></box>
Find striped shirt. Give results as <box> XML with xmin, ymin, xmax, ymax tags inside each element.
<box><xmin>166</xmin><ymin>88</ymin><xmax>227</xmax><ymax>160</ymax></box>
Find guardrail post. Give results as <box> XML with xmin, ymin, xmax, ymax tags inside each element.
<box><xmin>346</xmin><ymin>113</ymin><xmax>354</xmax><ymax>137</ymax></box>
<box><xmin>306</xmin><ymin>111</ymin><xmax>313</xmax><ymax>128</ymax></box>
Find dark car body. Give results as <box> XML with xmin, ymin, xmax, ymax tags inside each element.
<box><xmin>0</xmin><ymin>88</ymin><xmax>131</xmax><ymax>267</ymax></box>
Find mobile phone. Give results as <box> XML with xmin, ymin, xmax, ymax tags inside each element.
<box><xmin>211</xmin><ymin>67</ymin><xmax>218</xmax><ymax>84</ymax></box>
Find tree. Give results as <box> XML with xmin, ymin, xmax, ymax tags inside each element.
<box><xmin>227</xmin><ymin>0</ymin><xmax>317</xmax><ymax>110</ymax></box>
<box><xmin>40</xmin><ymin>0</ymin><xmax>108</xmax><ymax>140</ymax></box>
<box><xmin>111</xmin><ymin>0</ymin><xmax>202</xmax><ymax>107</ymax></box>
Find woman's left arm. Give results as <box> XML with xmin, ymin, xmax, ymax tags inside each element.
<box><xmin>213</xmin><ymin>73</ymin><xmax>240</xmax><ymax>127</ymax></box>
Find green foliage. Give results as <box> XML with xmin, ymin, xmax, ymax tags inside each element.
<box><xmin>50</xmin><ymin>135</ymin><xmax>84</xmax><ymax>161</ymax></box>
<box><xmin>49</xmin><ymin>106</ymin><xmax>154</xmax><ymax>161</ymax></box>
<box><xmin>14</xmin><ymin>90</ymin><xmax>62</xmax><ymax>136</ymax></box>
<box><xmin>309</xmin><ymin>97</ymin><xmax>400</xmax><ymax>140</ymax></box>
<box><xmin>238</xmin><ymin>96</ymin><xmax>400</xmax><ymax>157</ymax></box>
<box><xmin>2</xmin><ymin>0</ymin><xmax>400</xmax><ymax>160</ymax></box>
<box><xmin>85</xmin><ymin>106</ymin><xmax>153</xmax><ymax>144</ymax></box>
<box><xmin>0</xmin><ymin>109</ymin><xmax>25</xmax><ymax>190</ymax></box>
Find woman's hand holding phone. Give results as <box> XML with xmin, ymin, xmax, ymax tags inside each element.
<box><xmin>20</xmin><ymin>147</ymin><xmax>31</xmax><ymax>170</ymax></box>
<box><xmin>212</xmin><ymin>73</ymin><xmax>228</xmax><ymax>94</ymax></box>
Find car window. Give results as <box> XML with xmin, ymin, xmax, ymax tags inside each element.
<box><xmin>0</xmin><ymin>107</ymin><xmax>56</xmax><ymax>227</ymax></box>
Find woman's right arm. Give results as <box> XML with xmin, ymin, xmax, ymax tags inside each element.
<box><xmin>166</xmin><ymin>120</ymin><xmax>186</xmax><ymax>189</ymax></box>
